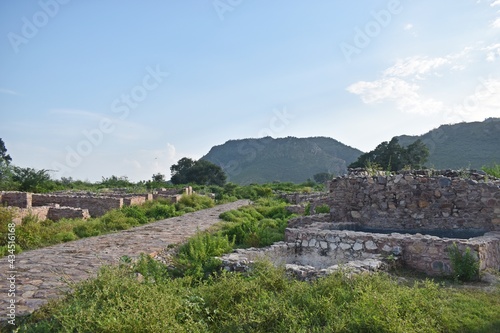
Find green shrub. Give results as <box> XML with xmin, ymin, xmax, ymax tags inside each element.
<box><xmin>145</xmin><ymin>202</ymin><xmax>176</xmax><ymax>221</ymax></box>
<box><xmin>99</xmin><ymin>210</ymin><xmax>139</xmax><ymax>231</ymax></box>
<box><xmin>448</xmin><ymin>243</ymin><xmax>480</xmax><ymax>282</ymax></box>
<box><xmin>219</xmin><ymin>200</ymin><xmax>291</xmax><ymax>248</ymax></box>
<box><xmin>73</xmin><ymin>220</ymin><xmax>102</xmax><ymax>238</ymax></box>
<box><xmin>176</xmin><ymin>232</ymin><xmax>235</xmax><ymax>279</ymax></box>
<box><xmin>54</xmin><ymin>231</ymin><xmax>78</xmax><ymax>243</ymax></box>
<box><xmin>482</xmin><ymin>163</ymin><xmax>500</xmax><ymax>178</ymax></box>
<box><xmin>314</xmin><ymin>204</ymin><xmax>330</xmax><ymax>214</ymax></box>
<box><xmin>132</xmin><ymin>254</ymin><xmax>172</xmax><ymax>284</ymax></box>
<box><xmin>121</xmin><ymin>205</ymin><xmax>148</xmax><ymax>224</ymax></box>
<box><xmin>176</xmin><ymin>194</ymin><xmax>215</xmax><ymax>211</ymax></box>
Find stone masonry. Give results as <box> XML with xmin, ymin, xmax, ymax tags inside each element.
<box><xmin>310</xmin><ymin>171</ymin><xmax>500</xmax><ymax>232</ymax></box>
<box><xmin>31</xmin><ymin>194</ymin><xmax>123</xmax><ymax>218</ymax></box>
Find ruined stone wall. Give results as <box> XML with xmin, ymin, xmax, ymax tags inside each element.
<box><xmin>47</xmin><ymin>207</ymin><xmax>90</xmax><ymax>221</ymax></box>
<box><xmin>285</xmin><ymin>225</ymin><xmax>500</xmax><ymax>275</ymax></box>
<box><xmin>315</xmin><ymin>174</ymin><xmax>500</xmax><ymax>232</ymax></box>
<box><xmin>32</xmin><ymin>194</ymin><xmax>123</xmax><ymax>217</ymax></box>
<box><xmin>9</xmin><ymin>206</ymin><xmax>50</xmax><ymax>225</ymax></box>
<box><xmin>123</xmin><ymin>196</ymin><xmax>146</xmax><ymax>206</ymax></box>
<box><xmin>0</xmin><ymin>191</ymin><xmax>32</xmax><ymax>208</ymax></box>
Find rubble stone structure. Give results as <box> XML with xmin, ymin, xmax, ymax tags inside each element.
<box><xmin>1</xmin><ymin>187</ymin><xmax>193</xmax><ymax>222</ymax></box>
<box><xmin>310</xmin><ymin>171</ymin><xmax>500</xmax><ymax>233</ymax></box>
<box><xmin>32</xmin><ymin>194</ymin><xmax>123</xmax><ymax>217</ymax></box>
<box><xmin>221</xmin><ymin>170</ymin><xmax>500</xmax><ymax>278</ymax></box>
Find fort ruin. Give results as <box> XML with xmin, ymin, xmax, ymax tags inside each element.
<box><xmin>222</xmin><ymin>170</ymin><xmax>500</xmax><ymax>278</ymax></box>
<box><xmin>0</xmin><ymin>187</ymin><xmax>193</xmax><ymax>222</ymax></box>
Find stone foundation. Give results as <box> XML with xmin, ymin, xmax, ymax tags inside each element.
<box><xmin>0</xmin><ymin>191</ymin><xmax>32</xmax><ymax>208</ymax></box>
<box><xmin>47</xmin><ymin>206</ymin><xmax>91</xmax><ymax>221</ymax></box>
<box><xmin>285</xmin><ymin>223</ymin><xmax>500</xmax><ymax>276</ymax></box>
<box><xmin>32</xmin><ymin>194</ymin><xmax>123</xmax><ymax>217</ymax></box>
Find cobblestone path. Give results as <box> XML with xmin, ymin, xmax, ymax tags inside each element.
<box><xmin>0</xmin><ymin>200</ymin><xmax>250</xmax><ymax>320</ymax></box>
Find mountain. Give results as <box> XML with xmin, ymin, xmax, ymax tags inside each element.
<box><xmin>397</xmin><ymin>118</ymin><xmax>500</xmax><ymax>170</ymax></box>
<box><xmin>201</xmin><ymin>136</ymin><xmax>363</xmax><ymax>184</ymax></box>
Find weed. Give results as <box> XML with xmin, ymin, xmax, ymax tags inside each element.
<box><xmin>447</xmin><ymin>243</ymin><xmax>480</xmax><ymax>282</ymax></box>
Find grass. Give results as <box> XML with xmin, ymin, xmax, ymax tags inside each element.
<box><xmin>482</xmin><ymin>162</ymin><xmax>500</xmax><ymax>178</ymax></box>
<box><xmin>16</xmin><ymin>259</ymin><xmax>500</xmax><ymax>333</ymax></box>
<box><xmin>218</xmin><ymin>197</ymin><xmax>293</xmax><ymax>248</ymax></box>
<box><xmin>0</xmin><ymin>194</ymin><xmax>215</xmax><ymax>257</ymax></box>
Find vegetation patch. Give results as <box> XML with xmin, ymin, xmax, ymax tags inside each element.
<box><xmin>16</xmin><ymin>258</ymin><xmax>500</xmax><ymax>333</ymax></box>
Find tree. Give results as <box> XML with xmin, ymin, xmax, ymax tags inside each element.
<box><xmin>152</xmin><ymin>173</ymin><xmax>165</xmax><ymax>182</ymax></box>
<box><xmin>0</xmin><ymin>138</ymin><xmax>12</xmax><ymax>165</ymax></box>
<box><xmin>170</xmin><ymin>158</ymin><xmax>227</xmax><ymax>186</ymax></box>
<box><xmin>11</xmin><ymin>167</ymin><xmax>52</xmax><ymax>192</ymax></box>
<box><xmin>402</xmin><ymin>139</ymin><xmax>429</xmax><ymax>169</ymax></box>
<box><xmin>100</xmin><ymin>175</ymin><xmax>133</xmax><ymax>188</ymax></box>
<box><xmin>349</xmin><ymin>138</ymin><xmax>429</xmax><ymax>171</ymax></box>
<box><xmin>170</xmin><ymin>157</ymin><xmax>195</xmax><ymax>184</ymax></box>
<box><xmin>313</xmin><ymin>172</ymin><xmax>335</xmax><ymax>183</ymax></box>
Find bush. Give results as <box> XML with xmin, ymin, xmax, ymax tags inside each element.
<box><xmin>73</xmin><ymin>220</ymin><xmax>102</xmax><ymax>238</ymax></box>
<box><xmin>121</xmin><ymin>205</ymin><xmax>148</xmax><ymax>224</ymax></box>
<box><xmin>482</xmin><ymin>163</ymin><xmax>500</xmax><ymax>178</ymax></box>
<box><xmin>99</xmin><ymin>210</ymin><xmax>139</xmax><ymax>231</ymax></box>
<box><xmin>448</xmin><ymin>243</ymin><xmax>480</xmax><ymax>282</ymax></box>
<box><xmin>176</xmin><ymin>194</ymin><xmax>215</xmax><ymax>212</ymax></box>
<box><xmin>314</xmin><ymin>204</ymin><xmax>330</xmax><ymax>214</ymax></box>
<box><xmin>176</xmin><ymin>232</ymin><xmax>235</xmax><ymax>279</ymax></box>
<box><xmin>219</xmin><ymin>199</ymin><xmax>292</xmax><ymax>248</ymax></box>
<box><xmin>54</xmin><ymin>231</ymin><xmax>78</xmax><ymax>243</ymax></box>
<box><xmin>145</xmin><ymin>202</ymin><xmax>177</xmax><ymax>221</ymax></box>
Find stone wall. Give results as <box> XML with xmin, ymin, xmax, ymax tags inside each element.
<box><xmin>9</xmin><ymin>206</ymin><xmax>50</xmax><ymax>225</ymax></box>
<box><xmin>284</xmin><ymin>224</ymin><xmax>500</xmax><ymax>275</ymax></box>
<box><xmin>123</xmin><ymin>196</ymin><xmax>146</xmax><ymax>206</ymax></box>
<box><xmin>47</xmin><ymin>207</ymin><xmax>91</xmax><ymax>221</ymax></box>
<box><xmin>32</xmin><ymin>194</ymin><xmax>123</xmax><ymax>217</ymax></box>
<box><xmin>0</xmin><ymin>191</ymin><xmax>32</xmax><ymax>208</ymax></box>
<box><xmin>313</xmin><ymin>173</ymin><xmax>500</xmax><ymax>232</ymax></box>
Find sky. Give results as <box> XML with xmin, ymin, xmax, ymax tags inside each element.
<box><xmin>0</xmin><ymin>0</ymin><xmax>499</xmax><ymax>182</ymax></box>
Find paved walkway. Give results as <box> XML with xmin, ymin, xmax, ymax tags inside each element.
<box><xmin>0</xmin><ymin>200</ymin><xmax>250</xmax><ymax>320</ymax></box>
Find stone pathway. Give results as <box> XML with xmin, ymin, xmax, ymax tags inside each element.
<box><xmin>0</xmin><ymin>200</ymin><xmax>250</xmax><ymax>320</ymax></box>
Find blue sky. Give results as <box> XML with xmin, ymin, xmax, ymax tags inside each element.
<box><xmin>1</xmin><ymin>0</ymin><xmax>499</xmax><ymax>182</ymax></box>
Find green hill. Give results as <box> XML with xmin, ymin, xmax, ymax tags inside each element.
<box><xmin>397</xmin><ymin>118</ymin><xmax>500</xmax><ymax>170</ymax></box>
<box><xmin>201</xmin><ymin>136</ymin><xmax>363</xmax><ymax>184</ymax></box>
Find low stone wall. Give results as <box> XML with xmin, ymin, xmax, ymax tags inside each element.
<box><xmin>287</xmin><ymin>214</ymin><xmax>331</xmax><ymax>228</ymax></box>
<box><xmin>153</xmin><ymin>194</ymin><xmax>182</xmax><ymax>203</ymax></box>
<box><xmin>0</xmin><ymin>191</ymin><xmax>32</xmax><ymax>208</ymax></box>
<box><xmin>9</xmin><ymin>206</ymin><xmax>50</xmax><ymax>225</ymax></box>
<box><xmin>47</xmin><ymin>207</ymin><xmax>90</xmax><ymax>221</ymax></box>
<box><xmin>123</xmin><ymin>196</ymin><xmax>146</xmax><ymax>206</ymax></box>
<box><xmin>32</xmin><ymin>194</ymin><xmax>123</xmax><ymax>217</ymax></box>
<box><xmin>284</xmin><ymin>224</ymin><xmax>500</xmax><ymax>276</ymax></box>
<box><xmin>316</xmin><ymin>173</ymin><xmax>500</xmax><ymax>232</ymax></box>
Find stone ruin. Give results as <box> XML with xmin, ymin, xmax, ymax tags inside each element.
<box><xmin>0</xmin><ymin>187</ymin><xmax>193</xmax><ymax>223</ymax></box>
<box><xmin>221</xmin><ymin>170</ymin><xmax>500</xmax><ymax>279</ymax></box>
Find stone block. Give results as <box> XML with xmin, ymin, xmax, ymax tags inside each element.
<box><xmin>365</xmin><ymin>240</ymin><xmax>378</xmax><ymax>250</ymax></box>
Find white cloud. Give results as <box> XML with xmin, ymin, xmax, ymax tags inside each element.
<box><xmin>347</xmin><ymin>77</ymin><xmax>443</xmax><ymax>115</ymax></box>
<box><xmin>382</xmin><ymin>56</ymin><xmax>450</xmax><ymax>78</ymax></box>
<box><xmin>491</xmin><ymin>17</ymin><xmax>500</xmax><ymax>28</ymax></box>
<box><xmin>484</xmin><ymin>43</ymin><xmax>500</xmax><ymax>61</ymax></box>
<box><xmin>404</xmin><ymin>23</ymin><xmax>413</xmax><ymax>30</ymax></box>
<box><xmin>491</xmin><ymin>0</ymin><xmax>500</xmax><ymax>7</ymax></box>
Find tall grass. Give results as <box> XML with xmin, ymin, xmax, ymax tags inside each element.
<box><xmin>17</xmin><ymin>259</ymin><xmax>500</xmax><ymax>333</ymax></box>
<box><xmin>218</xmin><ymin>198</ymin><xmax>293</xmax><ymax>248</ymax></box>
